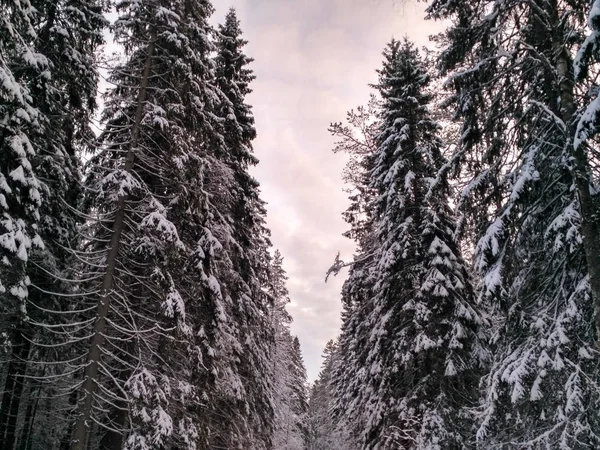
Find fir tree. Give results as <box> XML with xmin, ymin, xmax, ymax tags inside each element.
<box><xmin>0</xmin><ymin>0</ymin><xmax>105</xmax><ymax>445</ymax></box>
<box><xmin>307</xmin><ymin>339</ymin><xmax>358</xmax><ymax>450</ymax></box>
<box><xmin>270</xmin><ymin>251</ymin><xmax>309</xmax><ymax>450</ymax></box>
<box><xmin>207</xmin><ymin>9</ymin><xmax>275</xmax><ymax>448</ymax></box>
<box><xmin>0</xmin><ymin>0</ymin><xmax>43</xmax><ymax>318</ymax></box>
<box><xmin>333</xmin><ymin>39</ymin><xmax>488</xmax><ymax>450</ymax></box>
<box><xmin>0</xmin><ymin>1</ymin><xmax>45</xmax><ymax>444</ymax></box>
<box><xmin>66</xmin><ymin>0</ymin><xmax>226</xmax><ymax>448</ymax></box>
<box><xmin>426</xmin><ymin>0</ymin><xmax>600</xmax><ymax>446</ymax></box>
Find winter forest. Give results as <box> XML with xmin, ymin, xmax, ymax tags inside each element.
<box><xmin>3</xmin><ymin>0</ymin><xmax>600</xmax><ymax>448</ymax></box>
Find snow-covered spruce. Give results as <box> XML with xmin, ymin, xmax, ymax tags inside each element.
<box><xmin>0</xmin><ymin>2</ymin><xmax>45</xmax><ymax>446</ymax></box>
<box><xmin>0</xmin><ymin>0</ymin><xmax>106</xmax><ymax>446</ymax></box>
<box><xmin>308</xmin><ymin>339</ymin><xmax>358</xmax><ymax>450</ymax></box>
<box><xmin>209</xmin><ymin>9</ymin><xmax>276</xmax><ymax>448</ymax></box>
<box><xmin>332</xmin><ymin>39</ymin><xmax>489</xmax><ymax>450</ymax></box>
<box><xmin>66</xmin><ymin>0</ymin><xmax>235</xmax><ymax>448</ymax></box>
<box><xmin>269</xmin><ymin>250</ymin><xmax>310</xmax><ymax>450</ymax></box>
<box><xmin>428</xmin><ymin>0</ymin><xmax>600</xmax><ymax>447</ymax></box>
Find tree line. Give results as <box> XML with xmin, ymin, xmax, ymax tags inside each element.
<box><xmin>0</xmin><ymin>2</ymin><xmax>309</xmax><ymax>449</ymax></box>
<box><xmin>311</xmin><ymin>1</ymin><xmax>600</xmax><ymax>449</ymax></box>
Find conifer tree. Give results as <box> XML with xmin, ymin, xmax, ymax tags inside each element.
<box><xmin>207</xmin><ymin>9</ymin><xmax>275</xmax><ymax>448</ymax></box>
<box><xmin>426</xmin><ymin>0</ymin><xmax>600</xmax><ymax>446</ymax></box>
<box><xmin>0</xmin><ymin>2</ymin><xmax>45</xmax><ymax>444</ymax></box>
<box><xmin>328</xmin><ymin>96</ymin><xmax>379</xmax><ymax>246</ymax></box>
<box><xmin>65</xmin><ymin>0</ymin><xmax>227</xmax><ymax>448</ymax></box>
<box><xmin>0</xmin><ymin>0</ymin><xmax>43</xmax><ymax>317</ymax></box>
<box><xmin>0</xmin><ymin>0</ymin><xmax>105</xmax><ymax>445</ymax></box>
<box><xmin>307</xmin><ymin>340</ymin><xmax>357</xmax><ymax>450</ymax></box>
<box><xmin>333</xmin><ymin>39</ymin><xmax>488</xmax><ymax>450</ymax></box>
<box><xmin>270</xmin><ymin>251</ymin><xmax>309</xmax><ymax>450</ymax></box>
<box><xmin>326</xmin><ymin>102</ymin><xmax>380</xmax><ymax>446</ymax></box>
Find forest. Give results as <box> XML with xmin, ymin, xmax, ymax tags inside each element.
<box><xmin>2</xmin><ymin>0</ymin><xmax>600</xmax><ymax>449</ymax></box>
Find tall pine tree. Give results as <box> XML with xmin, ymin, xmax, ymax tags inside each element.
<box><xmin>66</xmin><ymin>0</ymin><xmax>228</xmax><ymax>447</ymax></box>
<box><xmin>0</xmin><ymin>2</ymin><xmax>45</xmax><ymax>444</ymax></box>
<box><xmin>205</xmin><ymin>9</ymin><xmax>275</xmax><ymax>448</ymax></box>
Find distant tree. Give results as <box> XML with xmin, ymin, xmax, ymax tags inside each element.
<box><xmin>307</xmin><ymin>340</ymin><xmax>358</xmax><ymax>450</ymax></box>
<box><xmin>270</xmin><ymin>251</ymin><xmax>309</xmax><ymax>450</ymax></box>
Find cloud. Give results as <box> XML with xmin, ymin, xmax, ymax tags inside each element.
<box><xmin>212</xmin><ymin>0</ymin><xmax>441</xmax><ymax>380</ymax></box>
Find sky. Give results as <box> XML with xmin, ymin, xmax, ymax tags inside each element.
<box><xmin>211</xmin><ymin>0</ymin><xmax>442</xmax><ymax>381</ymax></box>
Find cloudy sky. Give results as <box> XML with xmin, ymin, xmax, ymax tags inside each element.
<box><xmin>212</xmin><ymin>0</ymin><xmax>441</xmax><ymax>381</ymax></box>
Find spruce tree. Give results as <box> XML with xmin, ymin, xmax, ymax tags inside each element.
<box><xmin>0</xmin><ymin>2</ymin><xmax>45</xmax><ymax>444</ymax></box>
<box><xmin>333</xmin><ymin>39</ymin><xmax>488</xmax><ymax>450</ymax></box>
<box><xmin>66</xmin><ymin>0</ymin><xmax>227</xmax><ymax>448</ymax></box>
<box><xmin>326</xmin><ymin>101</ymin><xmax>380</xmax><ymax>450</ymax></box>
<box><xmin>0</xmin><ymin>0</ymin><xmax>105</xmax><ymax>445</ymax></box>
<box><xmin>426</xmin><ymin>0</ymin><xmax>600</xmax><ymax>446</ymax></box>
<box><xmin>0</xmin><ymin>0</ymin><xmax>43</xmax><ymax>314</ymax></box>
<box><xmin>307</xmin><ymin>340</ymin><xmax>357</xmax><ymax>450</ymax></box>
<box><xmin>206</xmin><ymin>9</ymin><xmax>275</xmax><ymax>448</ymax></box>
<box><xmin>270</xmin><ymin>251</ymin><xmax>309</xmax><ymax>450</ymax></box>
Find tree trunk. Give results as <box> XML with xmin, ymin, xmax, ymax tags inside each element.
<box><xmin>17</xmin><ymin>381</ymin><xmax>39</xmax><ymax>450</ymax></box>
<box><xmin>0</xmin><ymin>331</ymin><xmax>31</xmax><ymax>450</ymax></box>
<box><xmin>69</xmin><ymin>32</ymin><xmax>156</xmax><ymax>450</ymax></box>
<box><xmin>98</xmin><ymin>345</ymin><xmax>133</xmax><ymax>450</ymax></box>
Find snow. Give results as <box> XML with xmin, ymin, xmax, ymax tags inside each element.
<box><xmin>22</xmin><ymin>49</ymin><xmax>48</xmax><ymax>69</ymax></box>
<box><xmin>445</xmin><ymin>359</ymin><xmax>457</xmax><ymax>376</ymax></box>
<box><xmin>140</xmin><ymin>204</ymin><xmax>185</xmax><ymax>249</ymax></box>
<box><xmin>10</xmin><ymin>135</ymin><xmax>28</xmax><ymax>158</ymax></box>
<box><xmin>510</xmin><ymin>145</ymin><xmax>539</xmax><ymax>202</ymax></box>
<box><xmin>574</xmin><ymin>0</ymin><xmax>600</xmax><ymax>148</ymax></box>
<box><xmin>163</xmin><ymin>286</ymin><xmax>186</xmax><ymax>319</ymax></box>
<box><xmin>574</xmin><ymin>93</ymin><xmax>600</xmax><ymax>149</ymax></box>
<box><xmin>0</xmin><ymin>174</ymin><xmax>11</xmax><ymax>194</ymax></box>
<box><xmin>9</xmin><ymin>283</ymin><xmax>28</xmax><ymax>299</ymax></box>
<box><xmin>565</xmin><ymin>372</ymin><xmax>583</xmax><ymax>414</ymax></box>
<box><xmin>530</xmin><ymin>371</ymin><xmax>545</xmax><ymax>401</ymax></box>
<box><xmin>0</xmin><ymin>66</ymin><xmax>25</xmax><ymax>102</ymax></box>
<box><xmin>589</xmin><ymin>0</ymin><xmax>600</xmax><ymax>29</ymax></box>
<box><xmin>206</xmin><ymin>274</ymin><xmax>221</xmax><ymax>297</ymax></box>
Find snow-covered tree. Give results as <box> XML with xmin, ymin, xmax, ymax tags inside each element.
<box><xmin>0</xmin><ymin>0</ymin><xmax>105</xmax><ymax>445</ymax></box>
<box><xmin>426</xmin><ymin>0</ymin><xmax>600</xmax><ymax>446</ymax></box>
<box><xmin>333</xmin><ymin>39</ymin><xmax>488</xmax><ymax>450</ymax></box>
<box><xmin>328</xmin><ymin>95</ymin><xmax>379</xmax><ymax>246</ymax></box>
<box><xmin>270</xmin><ymin>251</ymin><xmax>309</xmax><ymax>450</ymax></box>
<box><xmin>0</xmin><ymin>3</ymin><xmax>44</xmax><ymax>443</ymax></box>
<box><xmin>307</xmin><ymin>340</ymin><xmax>358</xmax><ymax>450</ymax></box>
<box><xmin>207</xmin><ymin>10</ymin><xmax>275</xmax><ymax>448</ymax></box>
<box><xmin>65</xmin><ymin>0</ymin><xmax>227</xmax><ymax>448</ymax></box>
<box><xmin>0</xmin><ymin>0</ymin><xmax>43</xmax><ymax>332</ymax></box>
